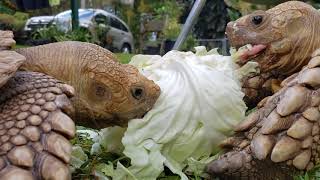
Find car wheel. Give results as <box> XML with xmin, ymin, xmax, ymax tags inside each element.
<box><xmin>121</xmin><ymin>44</ymin><xmax>131</xmax><ymax>54</ymax></box>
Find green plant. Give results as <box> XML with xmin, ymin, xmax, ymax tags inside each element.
<box><xmin>227</xmin><ymin>8</ymin><xmax>241</xmax><ymax>21</ymax></box>
<box><xmin>32</xmin><ymin>26</ymin><xmax>93</xmax><ymax>43</ymax></box>
<box><xmin>294</xmin><ymin>165</ymin><xmax>320</xmax><ymax>180</ymax></box>
<box><xmin>70</xmin><ymin>129</ymin><xmax>130</xmax><ymax>179</ymax></box>
<box><xmin>153</xmin><ymin>1</ymin><xmax>183</xmax><ymax>20</ymax></box>
<box><xmin>0</xmin><ymin>0</ymin><xmax>15</xmax><ymax>15</ymax></box>
<box><xmin>0</xmin><ymin>12</ymin><xmax>28</xmax><ymax>31</ymax></box>
<box><xmin>31</xmin><ymin>25</ymin><xmax>61</xmax><ymax>41</ymax></box>
<box><xmin>181</xmin><ymin>35</ymin><xmax>199</xmax><ymax>51</ymax></box>
<box><xmin>90</xmin><ymin>24</ymin><xmax>110</xmax><ymax>46</ymax></box>
<box><xmin>163</xmin><ymin>18</ymin><xmax>181</xmax><ymax>40</ymax></box>
<box><xmin>115</xmin><ymin>53</ymin><xmax>135</xmax><ymax>64</ymax></box>
<box><xmin>154</xmin><ymin>1</ymin><xmax>183</xmax><ymax>41</ymax></box>
<box><xmin>55</xmin><ymin>28</ymin><xmax>93</xmax><ymax>42</ymax></box>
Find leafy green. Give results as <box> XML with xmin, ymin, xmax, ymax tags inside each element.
<box><xmin>70</xmin><ymin>129</ymin><xmax>129</xmax><ymax>179</ymax></box>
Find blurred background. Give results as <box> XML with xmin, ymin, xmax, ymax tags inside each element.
<box><xmin>1</xmin><ymin>0</ymin><xmax>320</xmax><ymax>59</ymax></box>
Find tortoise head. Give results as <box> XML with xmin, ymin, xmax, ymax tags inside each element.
<box><xmin>77</xmin><ymin>59</ymin><xmax>160</xmax><ymax>128</ymax></box>
<box><xmin>226</xmin><ymin>1</ymin><xmax>320</xmax><ymax>75</ymax></box>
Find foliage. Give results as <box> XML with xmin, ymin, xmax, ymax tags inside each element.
<box><xmin>0</xmin><ymin>13</ymin><xmax>16</xmax><ymax>30</ymax></box>
<box><xmin>32</xmin><ymin>26</ymin><xmax>94</xmax><ymax>43</ymax></box>
<box><xmin>157</xmin><ymin>1</ymin><xmax>183</xmax><ymax>41</ymax></box>
<box><xmin>162</xmin><ymin>18</ymin><xmax>181</xmax><ymax>40</ymax></box>
<box><xmin>193</xmin><ymin>0</ymin><xmax>229</xmax><ymax>39</ymax></box>
<box><xmin>227</xmin><ymin>7</ymin><xmax>242</xmax><ymax>21</ymax></box>
<box><xmin>0</xmin><ymin>12</ymin><xmax>28</xmax><ymax>31</ymax></box>
<box><xmin>181</xmin><ymin>34</ymin><xmax>199</xmax><ymax>51</ymax></box>
<box><xmin>153</xmin><ymin>1</ymin><xmax>183</xmax><ymax>20</ymax></box>
<box><xmin>224</xmin><ymin>0</ymin><xmax>268</xmax><ymax>15</ymax></box>
<box><xmin>55</xmin><ymin>28</ymin><xmax>92</xmax><ymax>42</ymax></box>
<box><xmin>70</xmin><ymin>129</ymin><xmax>130</xmax><ymax>179</ymax></box>
<box><xmin>0</xmin><ymin>0</ymin><xmax>15</xmax><ymax>15</ymax></box>
<box><xmin>294</xmin><ymin>165</ymin><xmax>320</xmax><ymax>180</ymax></box>
<box><xmin>112</xmin><ymin>2</ymin><xmax>142</xmax><ymax>53</ymax></box>
<box><xmin>115</xmin><ymin>0</ymin><xmax>185</xmax><ymax>52</ymax></box>
<box><xmin>115</xmin><ymin>53</ymin><xmax>135</xmax><ymax>64</ymax></box>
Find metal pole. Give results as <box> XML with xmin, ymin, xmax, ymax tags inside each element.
<box><xmin>172</xmin><ymin>0</ymin><xmax>206</xmax><ymax>50</ymax></box>
<box><xmin>71</xmin><ymin>0</ymin><xmax>79</xmax><ymax>30</ymax></box>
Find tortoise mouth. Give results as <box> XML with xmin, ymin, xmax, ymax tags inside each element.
<box><xmin>235</xmin><ymin>44</ymin><xmax>267</xmax><ymax>65</ymax></box>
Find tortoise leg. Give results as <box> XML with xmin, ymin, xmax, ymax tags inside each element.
<box><xmin>0</xmin><ymin>71</ymin><xmax>75</xmax><ymax>180</ymax></box>
<box><xmin>241</xmin><ymin>72</ymin><xmax>277</xmax><ymax>109</ymax></box>
<box><xmin>207</xmin><ymin>50</ymin><xmax>320</xmax><ymax>179</ymax></box>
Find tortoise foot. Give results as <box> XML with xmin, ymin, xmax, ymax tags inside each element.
<box><xmin>207</xmin><ymin>51</ymin><xmax>320</xmax><ymax>179</ymax></box>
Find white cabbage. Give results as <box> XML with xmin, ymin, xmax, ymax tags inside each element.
<box><xmin>88</xmin><ymin>47</ymin><xmax>258</xmax><ymax>179</ymax></box>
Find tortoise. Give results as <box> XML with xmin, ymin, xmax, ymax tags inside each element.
<box><xmin>16</xmin><ymin>39</ymin><xmax>160</xmax><ymax>128</ymax></box>
<box><xmin>207</xmin><ymin>1</ymin><xmax>320</xmax><ymax>179</ymax></box>
<box><xmin>0</xmin><ymin>30</ymin><xmax>160</xmax><ymax>179</ymax></box>
<box><xmin>226</xmin><ymin>1</ymin><xmax>320</xmax><ymax>108</ymax></box>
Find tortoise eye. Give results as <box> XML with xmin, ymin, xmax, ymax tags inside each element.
<box><xmin>252</xmin><ymin>15</ymin><xmax>263</xmax><ymax>25</ymax></box>
<box><xmin>131</xmin><ymin>87</ymin><xmax>144</xmax><ymax>100</ymax></box>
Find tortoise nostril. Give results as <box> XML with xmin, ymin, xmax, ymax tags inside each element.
<box><xmin>131</xmin><ymin>87</ymin><xmax>144</xmax><ymax>100</ymax></box>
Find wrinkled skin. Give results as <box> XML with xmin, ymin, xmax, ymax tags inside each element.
<box><xmin>226</xmin><ymin>1</ymin><xmax>320</xmax><ymax>107</ymax></box>
<box><xmin>17</xmin><ymin>42</ymin><xmax>160</xmax><ymax>128</ymax></box>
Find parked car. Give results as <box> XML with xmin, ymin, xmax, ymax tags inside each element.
<box><xmin>23</xmin><ymin>15</ymin><xmax>54</xmax><ymax>37</ymax></box>
<box><xmin>54</xmin><ymin>9</ymin><xmax>134</xmax><ymax>53</ymax></box>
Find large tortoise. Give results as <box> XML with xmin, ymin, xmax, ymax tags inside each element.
<box><xmin>0</xmin><ymin>31</ymin><xmax>160</xmax><ymax>179</ymax></box>
<box><xmin>226</xmin><ymin>1</ymin><xmax>320</xmax><ymax>108</ymax></box>
<box><xmin>207</xmin><ymin>1</ymin><xmax>320</xmax><ymax>179</ymax></box>
<box><xmin>16</xmin><ymin>40</ymin><xmax>160</xmax><ymax>128</ymax></box>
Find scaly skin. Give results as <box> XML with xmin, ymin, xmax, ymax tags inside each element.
<box><xmin>226</xmin><ymin>1</ymin><xmax>320</xmax><ymax>107</ymax></box>
<box><xmin>207</xmin><ymin>41</ymin><xmax>320</xmax><ymax>179</ymax></box>
<box><xmin>17</xmin><ymin>41</ymin><xmax>160</xmax><ymax>128</ymax></box>
<box><xmin>0</xmin><ymin>72</ymin><xmax>76</xmax><ymax>180</ymax></box>
<box><xmin>208</xmin><ymin>2</ymin><xmax>320</xmax><ymax>179</ymax></box>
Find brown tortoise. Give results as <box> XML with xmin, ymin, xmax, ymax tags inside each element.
<box><xmin>207</xmin><ymin>1</ymin><xmax>320</xmax><ymax>179</ymax></box>
<box><xmin>0</xmin><ymin>31</ymin><xmax>160</xmax><ymax>179</ymax></box>
<box><xmin>17</xmin><ymin>40</ymin><xmax>160</xmax><ymax>128</ymax></box>
<box><xmin>226</xmin><ymin>1</ymin><xmax>320</xmax><ymax>108</ymax></box>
